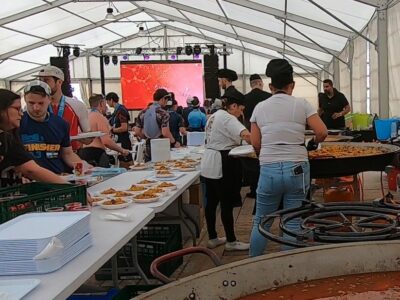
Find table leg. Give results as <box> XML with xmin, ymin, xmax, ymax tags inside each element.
<box><xmin>178</xmin><ymin>197</ymin><xmax>197</xmax><ymax>246</ymax></box>
<box><xmin>111</xmin><ymin>254</ymin><xmax>119</xmax><ymax>288</ymax></box>
<box><xmin>131</xmin><ymin>236</ymin><xmax>150</xmax><ymax>284</ymax></box>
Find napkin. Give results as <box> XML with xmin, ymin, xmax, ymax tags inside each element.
<box><xmin>34</xmin><ymin>237</ymin><xmax>64</xmax><ymax>260</ymax></box>
<box><xmin>101</xmin><ymin>212</ymin><xmax>134</xmax><ymax>222</ymax></box>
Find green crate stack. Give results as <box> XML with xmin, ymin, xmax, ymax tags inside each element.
<box><xmin>0</xmin><ymin>182</ymin><xmax>87</xmax><ymax>223</ymax></box>
<box><xmin>95</xmin><ymin>224</ymin><xmax>183</xmax><ymax>280</ymax></box>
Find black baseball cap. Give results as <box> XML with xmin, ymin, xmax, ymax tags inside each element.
<box><xmin>217</xmin><ymin>68</ymin><xmax>238</xmax><ymax>81</ymax></box>
<box><xmin>153</xmin><ymin>88</ymin><xmax>170</xmax><ymax>101</ymax></box>
<box><xmin>249</xmin><ymin>74</ymin><xmax>262</xmax><ymax>82</ymax></box>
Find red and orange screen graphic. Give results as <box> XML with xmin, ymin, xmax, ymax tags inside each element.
<box><xmin>120</xmin><ymin>61</ymin><xmax>204</xmax><ymax>110</ymax></box>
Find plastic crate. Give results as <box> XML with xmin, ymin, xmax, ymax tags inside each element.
<box><xmin>95</xmin><ymin>224</ymin><xmax>182</xmax><ymax>280</ymax></box>
<box><xmin>112</xmin><ymin>285</ymin><xmax>160</xmax><ymax>300</ymax></box>
<box><xmin>67</xmin><ymin>289</ymin><xmax>119</xmax><ymax>300</ymax></box>
<box><xmin>0</xmin><ymin>182</ymin><xmax>87</xmax><ymax>224</ymax></box>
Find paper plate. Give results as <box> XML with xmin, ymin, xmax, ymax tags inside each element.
<box><xmin>70</xmin><ymin>131</ymin><xmax>105</xmax><ymax>140</ymax></box>
<box><xmin>155</xmin><ymin>172</ymin><xmax>176</xmax><ymax>178</ymax></box>
<box><xmin>99</xmin><ymin>199</ymin><xmax>132</xmax><ymax>210</ymax></box>
<box><xmin>136</xmin><ymin>180</ymin><xmax>158</xmax><ymax>187</ymax></box>
<box><xmin>129</xmin><ymin>164</ymin><xmax>150</xmax><ymax>171</ymax></box>
<box><xmin>228</xmin><ymin>145</ymin><xmax>255</xmax><ymax>156</ymax></box>
<box><xmin>157</xmin><ymin>183</ymin><xmax>178</xmax><ymax>191</ymax></box>
<box><xmin>133</xmin><ymin>195</ymin><xmax>160</xmax><ymax>203</ymax></box>
<box><xmin>176</xmin><ymin>167</ymin><xmax>196</xmax><ymax>172</ymax></box>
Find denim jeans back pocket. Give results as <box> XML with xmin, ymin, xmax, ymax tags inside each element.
<box><xmin>289</xmin><ymin>162</ymin><xmax>309</xmax><ymax>194</ymax></box>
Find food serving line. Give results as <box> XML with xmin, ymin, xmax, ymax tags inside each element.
<box><xmin>0</xmin><ymin>152</ymin><xmax>203</xmax><ymax>299</ymax></box>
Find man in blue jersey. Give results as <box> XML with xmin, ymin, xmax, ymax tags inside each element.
<box><xmin>19</xmin><ymin>81</ymin><xmax>86</xmax><ymax>174</ymax></box>
<box><xmin>187</xmin><ymin>97</ymin><xmax>207</xmax><ymax>132</ymax></box>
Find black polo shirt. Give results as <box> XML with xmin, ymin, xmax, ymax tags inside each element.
<box><xmin>319</xmin><ymin>88</ymin><xmax>349</xmax><ymax>129</ymax></box>
<box><xmin>244</xmin><ymin>88</ymin><xmax>272</xmax><ymax>130</ymax></box>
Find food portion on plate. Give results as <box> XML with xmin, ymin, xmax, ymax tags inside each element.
<box><xmin>101</xmin><ymin>188</ymin><xmax>117</xmax><ymax>195</ymax></box>
<box><xmin>157</xmin><ymin>182</ymin><xmax>177</xmax><ymax>190</ymax></box>
<box><xmin>128</xmin><ymin>185</ymin><xmax>147</xmax><ymax>192</ymax></box>
<box><xmin>114</xmin><ymin>191</ymin><xmax>132</xmax><ymax>197</ymax></box>
<box><xmin>100</xmin><ymin>197</ymin><xmax>132</xmax><ymax>209</ymax></box>
<box><xmin>133</xmin><ymin>192</ymin><xmax>160</xmax><ymax>203</ymax></box>
<box><xmin>136</xmin><ymin>179</ymin><xmax>158</xmax><ymax>186</ymax></box>
<box><xmin>155</xmin><ymin>170</ymin><xmax>174</xmax><ymax>178</ymax></box>
<box><xmin>145</xmin><ymin>187</ymin><xmax>167</xmax><ymax>196</ymax></box>
<box><xmin>129</xmin><ymin>162</ymin><xmax>150</xmax><ymax>170</ymax></box>
<box><xmin>154</xmin><ymin>165</ymin><xmax>170</xmax><ymax>171</ymax></box>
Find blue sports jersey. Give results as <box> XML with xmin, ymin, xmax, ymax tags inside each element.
<box><xmin>188</xmin><ymin>109</ymin><xmax>207</xmax><ymax>130</ymax></box>
<box><xmin>20</xmin><ymin>112</ymin><xmax>71</xmax><ymax>174</ymax></box>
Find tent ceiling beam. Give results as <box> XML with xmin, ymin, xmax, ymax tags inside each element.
<box><xmin>151</xmin><ymin>0</ymin><xmax>339</xmax><ymax>54</ymax></box>
<box><xmin>222</xmin><ymin>0</ymin><xmax>353</xmax><ymax>38</ymax></box>
<box><xmin>0</xmin><ymin>8</ymin><xmax>143</xmax><ymax>61</ymax></box>
<box><xmin>306</xmin><ymin>0</ymin><xmax>376</xmax><ymax>45</ymax></box>
<box><xmin>353</xmin><ymin>0</ymin><xmax>380</xmax><ymax>7</ymax></box>
<box><xmin>0</xmin><ymin>0</ymin><xmax>74</xmax><ymax>26</ymax></box>
<box><xmin>4</xmin><ymin>25</ymin><xmax>165</xmax><ymax>81</ymax></box>
<box><xmin>165</xmin><ymin>24</ymin><xmax>320</xmax><ymax>73</ymax></box>
<box><xmin>143</xmin><ymin>8</ymin><xmax>329</xmax><ymax>65</ymax></box>
<box><xmin>283</xmin><ymin>20</ymin><xmax>348</xmax><ymax>65</ymax></box>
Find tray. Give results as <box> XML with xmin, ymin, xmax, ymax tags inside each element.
<box><xmin>70</xmin><ymin>131</ymin><xmax>105</xmax><ymax>140</ymax></box>
<box><xmin>0</xmin><ymin>278</ymin><xmax>40</xmax><ymax>300</ymax></box>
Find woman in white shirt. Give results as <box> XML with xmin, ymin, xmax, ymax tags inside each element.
<box><xmin>201</xmin><ymin>93</ymin><xmax>251</xmax><ymax>251</ymax></box>
<box><xmin>249</xmin><ymin>59</ymin><xmax>327</xmax><ymax>257</ymax></box>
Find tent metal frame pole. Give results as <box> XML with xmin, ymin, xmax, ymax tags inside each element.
<box><xmin>306</xmin><ymin>0</ymin><xmax>377</xmax><ymax>46</ymax></box>
<box><xmin>377</xmin><ymin>1</ymin><xmax>390</xmax><ymax>117</ymax></box>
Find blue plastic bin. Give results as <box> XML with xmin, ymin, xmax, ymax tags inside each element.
<box><xmin>67</xmin><ymin>289</ymin><xmax>119</xmax><ymax>300</ymax></box>
<box><xmin>374</xmin><ymin>119</ymin><xmax>398</xmax><ymax>140</ymax></box>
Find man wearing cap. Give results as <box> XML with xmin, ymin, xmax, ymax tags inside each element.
<box><xmin>244</xmin><ymin>74</ymin><xmax>272</xmax><ymax>130</ymax></box>
<box><xmin>105</xmin><ymin>92</ymin><xmax>132</xmax><ymax>167</ymax></box>
<box><xmin>318</xmin><ymin>79</ymin><xmax>351</xmax><ymax>129</ymax></box>
<box><xmin>243</xmin><ymin>74</ymin><xmax>272</xmax><ymax>200</ymax></box>
<box><xmin>135</xmin><ymin>88</ymin><xmax>177</xmax><ymax>161</ymax></box>
<box><xmin>166</xmin><ymin>98</ymin><xmax>186</xmax><ymax>145</ymax></box>
<box><xmin>182</xmin><ymin>96</ymin><xmax>206</xmax><ymax>127</ymax></box>
<box><xmin>217</xmin><ymin>68</ymin><xmax>240</xmax><ymax>98</ymax></box>
<box><xmin>79</xmin><ymin>94</ymin><xmax>130</xmax><ymax>167</ymax></box>
<box><xmin>19</xmin><ymin>81</ymin><xmax>87</xmax><ymax>174</ymax></box>
<box><xmin>36</xmin><ymin>66</ymin><xmax>90</xmax><ymax>151</ymax></box>
<box><xmin>187</xmin><ymin>97</ymin><xmax>207</xmax><ymax>132</ymax></box>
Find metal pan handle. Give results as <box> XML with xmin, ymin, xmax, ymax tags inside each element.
<box><xmin>150</xmin><ymin>246</ymin><xmax>223</xmax><ymax>283</ymax></box>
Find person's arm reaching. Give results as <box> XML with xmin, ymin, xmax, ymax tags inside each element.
<box><xmin>15</xmin><ymin>160</ymin><xmax>66</xmax><ymax>184</ymax></box>
<box><xmin>307</xmin><ymin>114</ymin><xmax>328</xmax><ymax>143</ymax></box>
<box><xmin>250</xmin><ymin>122</ymin><xmax>261</xmax><ymax>154</ymax></box>
<box><xmin>61</xmin><ymin>146</ymin><xmax>87</xmax><ymax>169</ymax></box>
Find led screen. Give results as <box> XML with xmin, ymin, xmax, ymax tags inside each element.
<box><xmin>120</xmin><ymin>60</ymin><xmax>204</xmax><ymax>110</ymax></box>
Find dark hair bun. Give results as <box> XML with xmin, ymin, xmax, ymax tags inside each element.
<box><xmin>265</xmin><ymin>59</ymin><xmax>293</xmax><ymax>77</ymax></box>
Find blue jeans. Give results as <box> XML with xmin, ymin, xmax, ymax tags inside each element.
<box><xmin>249</xmin><ymin>161</ymin><xmax>310</xmax><ymax>257</ymax></box>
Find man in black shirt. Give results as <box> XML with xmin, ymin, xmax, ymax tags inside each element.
<box><xmin>318</xmin><ymin>79</ymin><xmax>351</xmax><ymax>129</ymax></box>
<box><xmin>244</xmin><ymin>74</ymin><xmax>272</xmax><ymax>130</ymax></box>
<box><xmin>217</xmin><ymin>68</ymin><xmax>240</xmax><ymax>99</ymax></box>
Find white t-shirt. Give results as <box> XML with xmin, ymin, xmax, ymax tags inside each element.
<box><xmin>201</xmin><ymin>110</ymin><xmax>246</xmax><ymax>179</ymax></box>
<box><xmin>250</xmin><ymin>93</ymin><xmax>316</xmax><ymax>165</ymax></box>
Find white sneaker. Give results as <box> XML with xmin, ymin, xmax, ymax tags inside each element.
<box><xmin>207</xmin><ymin>237</ymin><xmax>227</xmax><ymax>249</ymax></box>
<box><xmin>225</xmin><ymin>241</ymin><xmax>250</xmax><ymax>251</ymax></box>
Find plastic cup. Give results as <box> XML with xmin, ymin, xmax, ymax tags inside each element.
<box><xmin>64</xmin><ymin>202</ymin><xmax>82</xmax><ymax>211</ymax></box>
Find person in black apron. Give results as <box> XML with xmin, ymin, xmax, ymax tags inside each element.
<box><xmin>201</xmin><ymin>93</ymin><xmax>251</xmax><ymax>251</ymax></box>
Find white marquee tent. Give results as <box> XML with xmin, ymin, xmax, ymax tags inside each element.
<box><xmin>1</xmin><ymin>0</ymin><xmax>399</xmax><ymax>116</ymax></box>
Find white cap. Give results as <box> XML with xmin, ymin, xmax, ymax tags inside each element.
<box><xmin>35</xmin><ymin>66</ymin><xmax>65</xmax><ymax>81</ymax></box>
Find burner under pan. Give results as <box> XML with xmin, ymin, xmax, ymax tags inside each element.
<box><xmin>259</xmin><ymin>201</ymin><xmax>400</xmax><ymax>248</ymax></box>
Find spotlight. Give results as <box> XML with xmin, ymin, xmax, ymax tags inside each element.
<box><xmin>73</xmin><ymin>46</ymin><xmax>80</xmax><ymax>57</ymax></box>
<box><xmin>151</xmin><ymin>48</ymin><xmax>156</xmax><ymax>52</ymax></box>
<box><xmin>112</xmin><ymin>55</ymin><xmax>118</xmax><ymax>65</ymax></box>
<box><xmin>122</xmin><ymin>54</ymin><xmax>129</xmax><ymax>61</ymax></box>
<box><xmin>105</xmin><ymin>7</ymin><xmax>116</xmax><ymax>21</ymax></box>
<box><xmin>170</xmin><ymin>54</ymin><xmax>177</xmax><ymax>60</ymax></box>
<box><xmin>62</xmin><ymin>46</ymin><xmax>70</xmax><ymax>58</ymax></box>
<box><xmin>194</xmin><ymin>53</ymin><xmax>200</xmax><ymax>59</ymax></box>
<box><xmin>176</xmin><ymin>47</ymin><xmax>183</xmax><ymax>55</ymax></box>
<box><xmin>163</xmin><ymin>47</ymin><xmax>168</xmax><ymax>52</ymax></box>
<box><xmin>104</xmin><ymin>55</ymin><xmax>110</xmax><ymax>65</ymax></box>
<box><xmin>135</xmin><ymin>47</ymin><xmax>142</xmax><ymax>55</ymax></box>
<box><xmin>143</xmin><ymin>54</ymin><xmax>150</xmax><ymax>61</ymax></box>
<box><xmin>185</xmin><ymin>45</ymin><xmax>193</xmax><ymax>56</ymax></box>
<box><xmin>193</xmin><ymin>45</ymin><xmax>201</xmax><ymax>55</ymax></box>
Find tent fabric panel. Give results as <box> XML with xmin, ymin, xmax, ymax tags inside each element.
<box><xmin>11</xmin><ymin>45</ymin><xmax>58</xmax><ymax>65</ymax></box>
<box><xmin>0</xmin><ymin>27</ymin><xmax>41</xmax><ymax>55</ymax></box>
<box><xmin>0</xmin><ymin>0</ymin><xmax>44</xmax><ymax>19</ymax></box>
<box><xmin>58</xmin><ymin>27</ymin><xmax>121</xmax><ymax>48</ymax></box>
<box><xmin>180</xmin><ymin>12</ymin><xmax>236</xmax><ymax>34</ymax></box>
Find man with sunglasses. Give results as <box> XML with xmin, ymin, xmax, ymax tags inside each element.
<box><xmin>35</xmin><ymin>66</ymin><xmax>90</xmax><ymax>151</ymax></box>
<box><xmin>19</xmin><ymin>81</ymin><xmax>87</xmax><ymax>174</ymax></box>
<box><xmin>135</xmin><ymin>88</ymin><xmax>177</xmax><ymax>161</ymax></box>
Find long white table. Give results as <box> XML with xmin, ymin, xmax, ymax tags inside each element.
<box><xmin>2</xmin><ymin>169</ymin><xmax>201</xmax><ymax>300</ymax></box>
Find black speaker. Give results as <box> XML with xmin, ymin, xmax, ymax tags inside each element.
<box><xmin>203</xmin><ymin>54</ymin><xmax>220</xmax><ymax>99</ymax></box>
<box><xmin>50</xmin><ymin>56</ymin><xmax>73</xmax><ymax>97</ymax></box>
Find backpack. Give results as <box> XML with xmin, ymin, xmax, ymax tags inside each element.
<box><xmin>143</xmin><ymin>103</ymin><xmax>162</xmax><ymax>139</ymax></box>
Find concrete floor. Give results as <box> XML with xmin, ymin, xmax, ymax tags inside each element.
<box><xmin>85</xmin><ymin>171</ymin><xmax>393</xmax><ymax>292</ymax></box>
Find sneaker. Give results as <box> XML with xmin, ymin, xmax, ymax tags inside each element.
<box><xmin>225</xmin><ymin>241</ymin><xmax>250</xmax><ymax>251</ymax></box>
<box><xmin>207</xmin><ymin>237</ymin><xmax>227</xmax><ymax>249</ymax></box>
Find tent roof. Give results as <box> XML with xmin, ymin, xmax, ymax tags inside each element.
<box><xmin>0</xmin><ymin>0</ymin><xmax>377</xmax><ymax>80</ymax></box>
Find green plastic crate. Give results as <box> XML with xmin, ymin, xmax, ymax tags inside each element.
<box><xmin>95</xmin><ymin>224</ymin><xmax>182</xmax><ymax>280</ymax></box>
<box><xmin>0</xmin><ymin>182</ymin><xmax>87</xmax><ymax>223</ymax></box>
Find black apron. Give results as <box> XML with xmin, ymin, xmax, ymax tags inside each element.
<box><xmin>219</xmin><ymin>149</ymin><xmax>243</xmax><ymax>207</ymax></box>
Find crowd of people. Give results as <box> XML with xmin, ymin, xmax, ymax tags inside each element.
<box><xmin>0</xmin><ymin>60</ymin><xmax>355</xmax><ymax>257</ymax></box>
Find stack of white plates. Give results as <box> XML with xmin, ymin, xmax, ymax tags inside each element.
<box><xmin>0</xmin><ymin>212</ymin><xmax>92</xmax><ymax>275</ymax></box>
